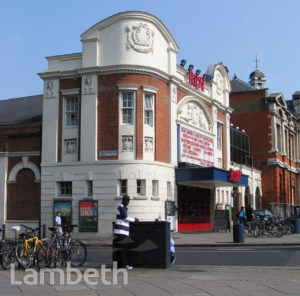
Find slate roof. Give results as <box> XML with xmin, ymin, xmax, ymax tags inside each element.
<box><xmin>230</xmin><ymin>75</ymin><xmax>257</xmax><ymax>93</ymax></box>
<box><xmin>0</xmin><ymin>95</ymin><xmax>43</xmax><ymax>126</ymax></box>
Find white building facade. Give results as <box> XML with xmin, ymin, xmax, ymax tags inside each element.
<box><xmin>38</xmin><ymin>11</ymin><xmax>258</xmax><ymax>238</ymax></box>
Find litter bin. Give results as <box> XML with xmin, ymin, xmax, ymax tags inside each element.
<box><xmin>292</xmin><ymin>219</ymin><xmax>300</xmax><ymax>233</ymax></box>
<box><xmin>233</xmin><ymin>223</ymin><xmax>245</xmax><ymax>243</ymax></box>
<box><xmin>128</xmin><ymin>221</ymin><xmax>171</xmax><ymax>268</ymax></box>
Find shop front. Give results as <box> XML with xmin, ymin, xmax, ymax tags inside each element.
<box><xmin>176</xmin><ymin>167</ymin><xmax>248</xmax><ymax>231</ymax></box>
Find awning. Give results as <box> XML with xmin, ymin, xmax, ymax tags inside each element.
<box><xmin>175</xmin><ymin>167</ymin><xmax>248</xmax><ymax>188</ymax></box>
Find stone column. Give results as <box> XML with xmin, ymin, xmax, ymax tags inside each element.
<box><xmin>80</xmin><ymin>74</ymin><xmax>98</xmax><ymax>161</ymax></box>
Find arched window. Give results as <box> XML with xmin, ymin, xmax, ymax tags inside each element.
<box><xmin>255</xmin><ymin>187</ymin><xmax>261</xmax><ymax>210</ymax></box>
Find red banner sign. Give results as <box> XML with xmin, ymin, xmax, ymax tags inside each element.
<box><xmin>229</xmin><ymin>169</ymin><xmax>241</xmax><ymax>182</ymax></box>
<box><xmin>189</xmin><ymin>70</ymin><xmax>206</xmax><ymax>91</ymax></box>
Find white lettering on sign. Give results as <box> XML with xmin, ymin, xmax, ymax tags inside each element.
<box><xmin>180</xmin><ymin>126</ymin><xmax>214</xmax><ymax>167</ymax></box>
<box><xmin>80</xmin><ymin>208</ymin><xmax>93</xmax><ymax>216</ymax></box>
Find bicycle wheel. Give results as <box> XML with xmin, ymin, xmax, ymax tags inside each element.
<box><xmin>36</xmin><ymin>245</ymin><xmax>48</xmax><ymax>269</ymax></box>
<box><xmin>15</xmin><ymin>242</ymin><xmax>33</xmax><ymax>268</ymax></box>
<box><xmin>1</xmin><ymin>243</ymin><xmax>14</xmax><ymax>270</ymax></box>
<box><xmin>46</xmin><ymin>242</ymin><xmax>65</xmax><ymax>268</ymax></box>
<box><xmin>68</xmin><ymin>241</ymin><xmax>87</xmax><ymax>267</ymax></box>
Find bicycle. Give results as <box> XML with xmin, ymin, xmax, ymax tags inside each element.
<box><xmin>15</xmin><ymin>225</ymin><xmax>49</xmax><ymax>269</ymax></box>
<box><xmin>46</xmin><ymin>224</ymin><xmax>87</xmax><ymax>268</ymax></box>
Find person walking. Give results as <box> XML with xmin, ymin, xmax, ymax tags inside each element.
<box><xmin>55</xmin><ymin>211</ymin><xmax>63</xmax><ymax>235</ymax></box>
<box><xmin>238</xmin><ymin>206</ymin><xmax>246</xmax><ymax>224</ymax></box>
<box><xmin>113</xmin><ymin>195</ymin><xmax>139</xmax><ymax>269</ymax></box>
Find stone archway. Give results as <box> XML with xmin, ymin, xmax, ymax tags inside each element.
<box><xmin>7</xmin><ymin>168</ymin><xmax>41</xmax><ymax>220</ymax></box>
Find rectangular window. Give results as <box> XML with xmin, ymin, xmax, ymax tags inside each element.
<box><xmin>58</xmin><ymin>181</ymin><xmax>72</xmax><ymax>196</ymax></box>
<box><xmin>137</xmin><ymin>179</ymin><xmax>142</xmax><ymax>194</ymax></box>
<box><xmin>167</xmin><ymin>182</ymin><xmax>172</xmax><ymax>197</ymax></box>
<box><xmin>230</xmin><ymin>127</ymin><xmax>251</xmax><ymax>166</ymax></box>
<box><xmin>136</xmin><ymin>179</ymin><xmax>146</xmax><ymax>195</ymax></box>
<box><xmin>290</xmin><ymin>134</ymin><xmax>295</xmax><ymax>160</ymax></box>
<box><xmin>276</xmin><ymin>124</ymin><xmax>281</xmax><ymax>152</ymax></box>
<box><xmin>87</xmin><ymin>181</ymin><xmax>93</xmax><ymax>197</ymax></box>
<box><xmin>65</xmin><ymin>95</ymin><xmax>79</xmax><ymax>127</ymax></box>
<box><xmin>217</xmin><ymin>123</ymin><xmax>222</xmax><ymax>150</ymax></box>
<box><xmin>120</xmin><ymin>179</ymin><xmax>127</xmax><ymax>195</ymax></box>
<box><xmin>144</xmin><ymin>94</ymin><xmax>154</xmax><ymax>126</ymax></box>
<box><xmin>121</xmin><ymin>93</ymin><xmax>133</xmax><ymax>124</ymax></box>
<box><xmin>152</xmin><ymin>180</ymin><xmax>158</xmax><ymax>197</ymax></box>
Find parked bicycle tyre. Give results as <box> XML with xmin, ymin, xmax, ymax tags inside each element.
<box><xmin>1</xmin><ymin>243</ymin><xmax>14</xmax><ymax>270</ymax></box>
<box><xmin>69</xmin><ymin>241</ymin><xmax>87</xmax><ymax>267</ymax></box>
<box><xmin>15</xmin><ymin>242</ymin><xmax>32</xmax><ymax>268</ymax></box>
<box><xmin>36</xmin><ymin>245</ymin><xmax>49</xmax><ymax>269</ymax></box>
<box><xmin>46</xmin><ymin>242</ymin><xmax>65</xmax><ymax>268</ymax></box>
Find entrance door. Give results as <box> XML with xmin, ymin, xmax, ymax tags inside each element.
<box><xmin>178</xmin><ymin>186</ymin><xmax>211</xmax><ymax>231</ymax></box>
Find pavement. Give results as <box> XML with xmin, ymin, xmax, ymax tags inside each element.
<box><xmin>80</xmin><ymin>230</ymin><xmax>300</xmax><ymax>247</ymax></box>
<box><xmin>1</xmin><ymin>231</ymin><xmax>300</xmax><ymax>296</ymax></box>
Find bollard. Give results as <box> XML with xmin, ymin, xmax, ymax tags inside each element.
<box><xmin>233</xmin><ymin>223</ymin><xmax>245</xmax><ymax>243</ymax></box>
<box><xmin>1</xmin><ymin>224</ymin><xmax>5</xmax><ymax>240</ymax></box>
<box><xmin>293</xmin><ymin>219</ymin><xmax>300</xmax><ymax>233</ymax></box>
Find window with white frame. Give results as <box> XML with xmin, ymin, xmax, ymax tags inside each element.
<box><xmin>167</xmin><ymin>182</ymin><xmax>172</xmax><ymax>197</ymax></box>
<box><xmin>291</xmin><ymin>134</ymin><xmax>295</xmax><ymax>160</ymax></box>
<box><xmin>217</xmin><ymin>123</ymin><xmax>222</xmax><ymax>150</ymax></box>
<box><xmin>121</xmin><ymin>92</ymin><xmax>133</xmax><ymax>124</ymax></box>
<box><xmin>152</xmin><ymin>180</ymin><xmax>158</xmax><ymax>197</ymax></box>
<box><xmin>144</xmin><ymin>94</ymin><xmax>154</xmax><ymax>126</ymax></box>
<box><xmin>137</xmin><ymin>179</ymin><xmax>146</xmax><ymax>196</ymax></box>
<box><xmin>58</xmin><ymin>181</ymin><xmax>72</xmax><ymax>196</ymax></box>
<box><xmin>276</xmin><ymin>123</ymin><xmax>282</xmax><ymax>152</ymax></box>
<box><xmin>65</xmin><ymin>95</ymin><xmax>79</xmax><ymax>127</ymax></box>
<box><xmin>87</xmin><ymin>181</ymin><xmax>93</xmax><ymax>197</ymax></box>
<box><xmin>119</xmin><ymin>179</ymin><xmax>127</xmax><ymax>196</ymax></box>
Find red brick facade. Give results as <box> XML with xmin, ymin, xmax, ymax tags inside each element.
<box><xmin>230</xmin><ymin>90</ymin><xmax>299</xmax><ymax>209</ymax></box>
<box><xmin>0</xmin><ymin>122</ymin><xmax>41</xmax><ymax>220</ymax></box>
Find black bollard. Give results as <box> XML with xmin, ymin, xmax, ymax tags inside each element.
<box><xmin>233</xmin><ymin>223</ymin><xmax>245</xmax><ymax>243</ymax></box>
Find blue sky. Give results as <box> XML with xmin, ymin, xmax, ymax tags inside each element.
<box><xmin>1</xmin><ymin>0</ymin><xmax>299</xmax><ymax>101</ymax></box>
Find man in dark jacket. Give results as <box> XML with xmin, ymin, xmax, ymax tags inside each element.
<box><xmin>113</xmin><ymin>195</ymin><xmax>139</xmax><ymax>269</ymax></box>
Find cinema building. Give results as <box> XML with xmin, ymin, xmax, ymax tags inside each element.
<box><xmin>1</xmin><ymin>11</ymin><xmax>261</xmax><ymax>237</ymax></box>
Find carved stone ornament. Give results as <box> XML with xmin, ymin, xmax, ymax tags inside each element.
<box><xmin>122</xmin><ymin>136</ymin><xmax>133</xmax><ymax>152</ymax></box>
<box><xmin>126</xmin><ymin>23</ymin><xmax>154</xmax><ymax>53</ymax></box>
<box><xmin>45</xmin><ymin>80</ymin><xmax>54</xmax><ymax>98</ymax></box>
<box><xmin>84</xmin><ymin>76</ymin><xmax>93</xmax><ymax>94</ymax></box>
<box><xmin>144</xmin><ymin>137</ymin><xmax>153</xmax><ymax>152</ymax></box>
<box><xmin>178</xmin><ymin>102</ymin><xmax>209</xmax><ymax>130</ymax></box>
<box><xmin>215</xmin><ymin>71</ymin><xmax>224</xmax><ymax>95</ymax></box>
<box><xmin>171</xmin><ymin>84</ymin><xmax>177</xmax><ymax>103</ymax></box>
<box><xmin>65</xmin><ymin>139</ymin><xmax>77</xmax><ymax>154</ymax></box>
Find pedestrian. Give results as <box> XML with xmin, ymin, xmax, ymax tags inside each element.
<box><xmin>55</xmin><ymin>211</ymin><xmax>63</xmax><ymax>236</ymax></box>
<box><xmin>238</xmin><ymin>206</ymin><xmax>246</xmax><ymax>224</ymax></box>
<box><xmin>113</xmin><ymin>195</ymin><xmax>139</xmax><ymax>270</ymax></box>
<box><xmin>246</xmin><ymin>206</ymin><xmax>254</xmax><ymax>222</ymax></box>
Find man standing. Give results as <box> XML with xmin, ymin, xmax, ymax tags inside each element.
<box><xmin>113</xmin><ymin>195</ymin><xmax>139</xmax><ymax>269</ymax></box>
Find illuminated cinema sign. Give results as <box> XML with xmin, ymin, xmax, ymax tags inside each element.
<box><xmin>189</xmin><ymin>70</ymin><xmax>206</xmax><ymax>91</ymax></box>
<box><xmin>229</xmin><ymin>169</ymin><xmax>242</xmax><ymax>182</ymax></box>
<box><xmin>179</xmin><ymin>126</ymin><xmax>214</xmax><ymax>167</ymax></box>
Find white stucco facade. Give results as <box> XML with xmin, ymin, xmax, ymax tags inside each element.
<box><xmin>37</xmin><ymin>11</ymin><xmax>260</xmax><ymax>237</ymax></box>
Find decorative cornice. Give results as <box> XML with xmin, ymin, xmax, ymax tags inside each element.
<box><xmin>7</xmin><ymin>151</ymin><xmax>40</xmax><ymax>157</ymax></box>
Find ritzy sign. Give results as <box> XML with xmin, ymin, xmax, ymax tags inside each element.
<box><xmin>189</xmin><ymin>70</ymin><xmax>206</xmax><ymax>91</ymax></box>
